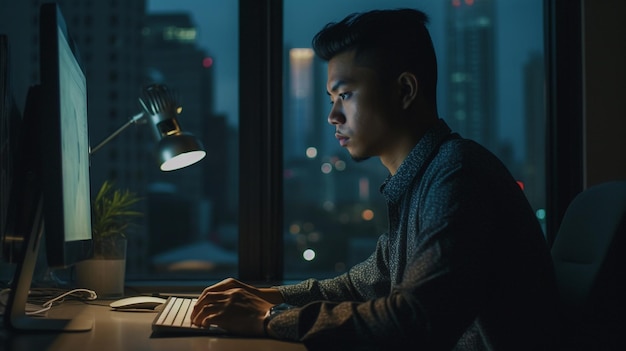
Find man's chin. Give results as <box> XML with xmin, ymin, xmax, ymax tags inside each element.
<box><xmin>349</xmin><ymin>153</ymin><xmax>370</xmax><ymax>163</ymax></box>
<box><xmin>344</xmin><ymin>147</ymin><xmax>371</xmax><ymax>162</ymax></box>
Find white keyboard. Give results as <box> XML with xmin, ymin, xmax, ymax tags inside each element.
<box><xmin>152</xmin><ymin>296</ymin><xmax>227</xmax><ymax>335</ymax></box>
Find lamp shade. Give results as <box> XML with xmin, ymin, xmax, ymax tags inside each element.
<box><xmin>157</xmin><ymin>132</ymin><xmax>206</xmax><ymax>171</ymax></box>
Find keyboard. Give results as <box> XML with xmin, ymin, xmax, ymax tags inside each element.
<box><xmin>151</xmin><ymin>296</ymin><xmax>227</xmax><ymax>335</ymax></box>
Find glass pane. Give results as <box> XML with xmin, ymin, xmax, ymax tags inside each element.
<box><xmin>0</xmin><ymin>1</ymin><xmax>239</xmax><ymax>282</ymax></box>
<box><xmin>283</xmin><ymin>0</ymin><xmax>545</xmax><ymax>280</ymax></box>
<box><xmin>128</xmin><ymin>0</ymin><xmax>240</xmax><ymax>280</ymax></box>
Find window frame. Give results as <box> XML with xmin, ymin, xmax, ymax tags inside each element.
<box><xmin>544</xmin><ymin>0</ymin><xmax>584</xmax><ymax>246</ymax></box>
<box><xmin>238</xmin><ymin>0</ymin><xmax>284</xmax><ymax>283</ymax></box>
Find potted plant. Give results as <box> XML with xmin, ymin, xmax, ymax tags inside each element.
<box><xmin>90</xmin><ymin>180</ymin><xmax>142</xmax><ymax>258</ymax></box>
<box><xmin>75</xmin><ymin>180</ymin><xmax>142</xmax><ymax>298</ymax></box>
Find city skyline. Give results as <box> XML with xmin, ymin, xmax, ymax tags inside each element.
<box><xmin>148</xmin><ymin>0</ymin><xmax>543</xmax><ymax>162</ymax></box>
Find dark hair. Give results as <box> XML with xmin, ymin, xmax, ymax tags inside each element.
<box><xmin>312</xmin><ymin>8</ymin><xmax>438</xmax><ymax>108</ymax></box>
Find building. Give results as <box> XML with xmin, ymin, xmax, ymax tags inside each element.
<box><xmin>445</xmin><ymin>0</ymin><xmax>497</xmax><ymax>152</ymax></box>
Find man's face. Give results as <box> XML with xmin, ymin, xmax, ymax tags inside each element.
<box><xmin>326</xmin><ymin>50</ymin><xmax>402</xmax><ymax>162</ymax></box>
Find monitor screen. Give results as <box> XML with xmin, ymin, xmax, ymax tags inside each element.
<box><xmin>40</xmin><ymin>2</ymin><xmax>92</xmax><ymax>267</ymax></box>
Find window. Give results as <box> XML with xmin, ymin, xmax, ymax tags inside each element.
<box><xmin>0</xmin><ymin>0</ymin><xmax>555</xmax><ymax>287</ymax></box>
<box><xmin>282</xmin><ymin>0</ymin><xmax>546</xmax><ymax>279</ymax></box>
<box><xmin>127</xmin><ymin>0</ymin><xmax>240</xmax><ymax>281</ymax></box>
<box><xmin>73</xmin><ymin>0</ymin><xmax>546</xmax><ymax>283</ymax></box>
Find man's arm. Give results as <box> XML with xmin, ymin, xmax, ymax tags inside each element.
<box><xmin>264</xmin><ymin>155</ymin><xmax>505</xmax><ymax>349</ymax></box>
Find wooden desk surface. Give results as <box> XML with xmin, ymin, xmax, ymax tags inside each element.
<box><xmin>0</xmin><ymin>301</ymin><xmax>306</xmax><ymax>351</ymax></box>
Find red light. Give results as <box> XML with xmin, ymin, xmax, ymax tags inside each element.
<box><xmin>516</xmin><ymin>181</ymin><xmax>525</xmax><ymax>191</ymax></box>
<box><xmin>452</xmin><ymin>0</ymin><xmax>461</xmax><ymax>7</ymax></box>
<box><xmin>465</xmin><ymin>0</ymin><xmax>474</xmax><ymax>5</ymax></box>
<box><xmin>202</xmin><ymin>57</ymin><xmax>213</xmax><ymax>68</ymax></box>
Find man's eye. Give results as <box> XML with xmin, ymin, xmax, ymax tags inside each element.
<box><xmin>339</xmin><ymin>92</ymin><xmax>351</xmax><ymax>100</ymax></box>
<box><xmin>329</xmin><ymin>92</ymin><xmax>351</xmax><ymax>105</ymax></box>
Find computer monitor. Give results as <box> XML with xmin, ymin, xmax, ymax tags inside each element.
<box><xmin>39</xmin><ymin>2</ymin><xmax>92</xmax><ymax>267</ymax></box>
<box><xmin>3</xmin><ymin>3</ymin><xmax>93</xmax><ymax>331</ymax></box>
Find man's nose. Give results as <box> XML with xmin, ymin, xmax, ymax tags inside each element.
<box><xmin>327</xmin><ymin>102</ymin><xmax>345</xmax><ymax>125</ymax></box>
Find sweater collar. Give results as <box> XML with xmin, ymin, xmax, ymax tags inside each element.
<box><xmin>380</xmin><ymin>119</ymin><xmax>452</xmax><ymax>204</ymax></box>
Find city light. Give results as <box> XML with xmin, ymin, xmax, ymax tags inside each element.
<box><xmin>452</xmin><ymin>0</ymin><xmax>474</xmax><ymax>6</ymax></box>
<box><xmin>289</xmin><ymin>48</ymin><xmax>314</xmax><ymax>97</ymax></box>
<box><xmin>202</xmin><ymin>56</ymin><xmax>213</xmax><ymax>68</ymax></box>
<box><xmin>306</xmin><ymin>147</ymin><xmax>317</xmax><ymax>158</ymax></box>
<box><xmin>334</xmin><ymin>159</ymin><xmax>346</xmax><ymax>171</ymax></box>
<box><xmin>163</xmin><ymin>26</ymin><xmax>197</xmax><ymax>43</ymax></box>
<box><xmin>536</xmin><ymin>209</ymin><xmax>546</xmax><ymax>220</ymax></box>
<box><xmin>321</xmin><ymin>162</ymin><xmax>332</xmax><ymax>174</ymax></box>
<box><xmin>303</xmin><ymin>249</ymin><xmax>316</xmax><ymax>261</ymax></box>
<box><xmin>289</xmin><ymin>223</ymin><xmax>301</xmax><ymax>234</ymax></box>
<box><xmin>290</xmin><ymin>48</ymin><xmax>314</xmax><ymax>60</ymax></box>
<box><xmin>361</xmin><ymin>209</ymin><xmax>374</xmax><ymax>221</ymax></box>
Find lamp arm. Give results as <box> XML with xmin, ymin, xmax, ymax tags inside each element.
<box><xmin>89</xmin><ymin>112</ymin><xmax>145</xmax><ymax>155</ymax></box>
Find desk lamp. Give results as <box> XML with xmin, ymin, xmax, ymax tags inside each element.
<box><xmin>90</xmin><ymin>84</ymin><xmax>206</xmax><ymax>171</ymax></box>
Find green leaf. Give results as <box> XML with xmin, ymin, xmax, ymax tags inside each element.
<box><xmin>91</xmin><ymin>180</ymin><xmax>142</xmax><ymax>241</ymax></box>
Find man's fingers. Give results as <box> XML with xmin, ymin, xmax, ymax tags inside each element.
<box><xmin>191</xmin><ymin>301</ymin><xmax>221</xmax><ymax>327</ymax></box>
<box><xmin>192</xmin><ymin>292</ymin><xmax>226</xmax><ymax>320</ymax></box>
<box><xmin>198</xmin><ymin>278</ymin><xmax>244</xmax><ymax>299</ymax></box>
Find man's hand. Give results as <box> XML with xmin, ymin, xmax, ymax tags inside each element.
<box><xmin>190</xmin><ymin>278</ymin><xmax>284</xmax><ymax>336</ymax></box>
<box><xmin>196</xmin><ymin>278</ymin><xmax>285</xmax><ymax>304</ymax></box>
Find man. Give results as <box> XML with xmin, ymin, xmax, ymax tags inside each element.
<box><xmin>191</xmin><ymin>8</ymin><xmax>559</xmax><ymax>350</ymax></box>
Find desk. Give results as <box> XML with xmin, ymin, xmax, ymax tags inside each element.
<box><xmin>0</xmin><ymin>301</ymin><xmax>306</xmax><ymax>351</ymax></box>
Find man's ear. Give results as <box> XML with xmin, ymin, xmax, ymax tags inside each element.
<box><xmin>397</xmin><ymin>72</ymin><xmax>418</xmax><ymax>110</ymax></box>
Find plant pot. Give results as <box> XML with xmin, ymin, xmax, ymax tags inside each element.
<box><xmin>75</xmin><ymin>237</ymin><xmax>127</xmax><ymax>298</ymax></box>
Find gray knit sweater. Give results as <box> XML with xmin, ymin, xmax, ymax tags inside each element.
<box><xmin>271</xmin><ymin>119</ymin><xmax>559</xmax><ymax>350</ymax></box>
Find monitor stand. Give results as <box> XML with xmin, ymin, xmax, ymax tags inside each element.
<box><xmin>4</xmin><ymin>197</ymin><xmax>93</xmax><ymax>332</ymax></box>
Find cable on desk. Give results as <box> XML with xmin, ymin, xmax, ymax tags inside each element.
<box><xmin>0</xmin><ymin>287</ymin><xmax>98</xmax><ymax>316</ymax></box>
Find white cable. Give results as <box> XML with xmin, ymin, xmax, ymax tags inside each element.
<box><xmin>26</xmin><ymin>288</ymin><xmax>98</xmax><ymax>316</ymax></box>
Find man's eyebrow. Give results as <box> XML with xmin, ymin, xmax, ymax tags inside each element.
<box><xmin>328</xmin><ymin>80</ymin><xmax>347</xmax><ymax>94</ymax></box>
